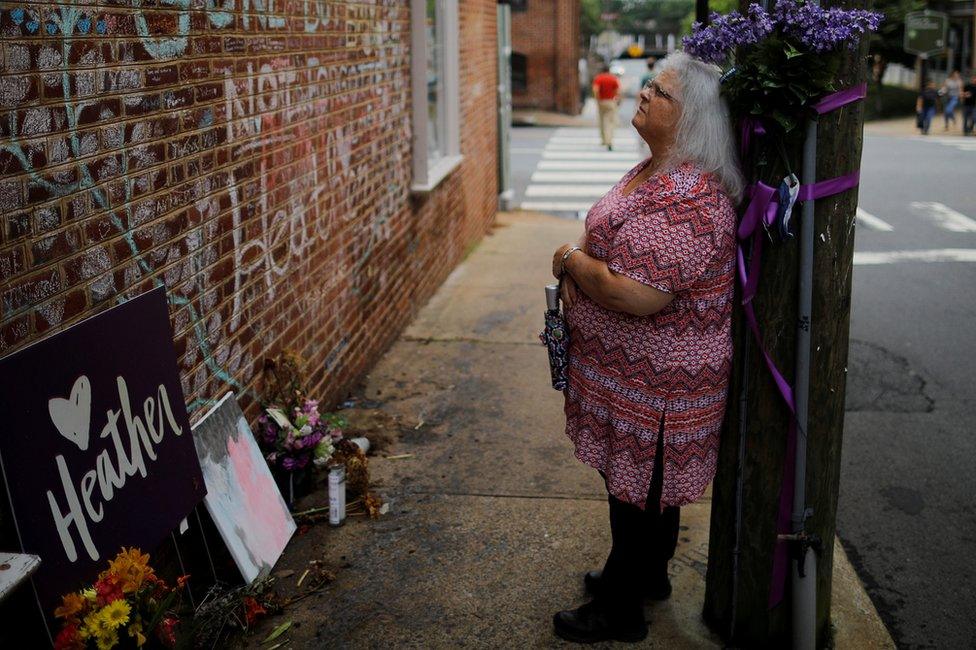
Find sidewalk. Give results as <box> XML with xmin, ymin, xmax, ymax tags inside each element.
<box><xmin>246</xmin><ymin>211</ymin><xmax>893</xmax><ymax>647</ymax></box>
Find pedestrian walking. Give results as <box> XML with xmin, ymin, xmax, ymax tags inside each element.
<box><xmin>962</xmin><ymin>73</ymin><xmax>976</xmax><ymax>136</ymax></box>
<box><xmin>592</xmin><ymin>64</ymin><xmax>621</xmax><ymax>151</ymax></box>
<box><xmin>550</xmin><ymin>51</ymin><xmax>743</xmax><ymax>644</ymax></box>
<box><xmin>940</xmin><ymin>71</ymin><xmax>962</xmax><ymax>131</ymax></box>
<box><xmin>917</xmin><ymin>81</ymin><xmax>939</xmax><ymax>135</ymax></box>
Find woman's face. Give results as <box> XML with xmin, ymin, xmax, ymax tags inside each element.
<box><xmin>632</xmin><ymin>69</ymin><xmax>682</xmax><ymax>147</ymax></box>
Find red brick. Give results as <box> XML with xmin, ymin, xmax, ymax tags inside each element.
<box><xmin>0</xmin><ymin>0</ymin><xmax>498</xmax><ymax>425</ymax></box>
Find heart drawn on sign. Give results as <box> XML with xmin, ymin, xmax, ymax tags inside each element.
<box><xmin>48</xmin><ymin>375</ymin><xmax>92</xmax><ymax>451</ymax></box>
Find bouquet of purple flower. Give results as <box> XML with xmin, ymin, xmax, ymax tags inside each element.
<box><xmin>257</xmin><ymin>398</ymin><xmax>344</xmax><ymax>472</ymax></box>
<box><xmin>683</xmin><ymin>0</ymin><xmax>882</xmax><ymax>133</ymax></box>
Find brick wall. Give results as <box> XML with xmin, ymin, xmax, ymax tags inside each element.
<box><xmin>0</xmin><ymin>0</ymin><xmax>498</xmax><ymax>421</ymax></box>
<box><xmin>511</xmin><ymin>0</ymin><xmax>580</xmax><ymax>114</ymax></box>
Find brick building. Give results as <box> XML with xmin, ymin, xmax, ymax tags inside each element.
<box><xmin>510</xmin><ymin>0</ymin><xmax>581</xmax><ymax>115</ymax></box>
<box><xmin>0</xmin><ymin>0</ymin><xmax>499</xmax><ymax>421</ymax></box>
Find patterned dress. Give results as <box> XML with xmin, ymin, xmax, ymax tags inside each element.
<box><xmin>564</xmin><ymin>159</ymin><xmax>737</xmax><ymax>510</ymax></box>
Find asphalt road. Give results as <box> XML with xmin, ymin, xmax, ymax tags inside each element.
<box><xmin>510</xmin><ymin>113</ymin><xmax>976</xmax><ymax>648</ymax></box>
<box><xmin>841</xmin><ymin>132</ymin><xmax>976</xmax><ymax>649</ymax></box>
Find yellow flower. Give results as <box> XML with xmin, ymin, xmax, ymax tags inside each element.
<box><xmin>95</xmin><ymin>628</ymin><xmax>119</xmax><ymax>650</ymax></box>
<box><xmin>54</xmin><ymin>592</ymin><xmax>85</xmax><ymax>619</ymax></box>
<box><xmin>128</xmin><ymin>621</ymin><xmax>147</xmax><ymax>647</ymax></box>
<box><xmin>82</xmin><ymin>588</ymin><xmax>97</xmax><ymax>604</ymax></box>
<box><xmin>81</xmin><ymin>611</ymin><xmax>103</xmax><ymax>639</ymax></box>
<box><xmin>101</xmin><ymin>599</ymin><xmax>131</xmax><ymax>629</ymax></box>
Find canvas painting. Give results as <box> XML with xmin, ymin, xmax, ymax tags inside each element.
<box><xmin>191</xmin><ymin>393</ymin><xmax>295</xmax><ymax>583</ymax></box>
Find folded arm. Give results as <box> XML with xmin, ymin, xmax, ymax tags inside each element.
<box><xmin>555</xmin><ymin>243</ymin><xmax>673</xmax><ymax>317</ymax></box>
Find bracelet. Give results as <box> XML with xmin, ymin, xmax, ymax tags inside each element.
<box><xmin>560</xmin><ymin>246</ymin><xmax>582</xmax><ymax>276</ymax></box>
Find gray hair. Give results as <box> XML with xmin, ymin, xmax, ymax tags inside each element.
<box><xmin>657</xmin><ymin>52</ymin><xmax>745</xmax><ymax>203</ymax></box>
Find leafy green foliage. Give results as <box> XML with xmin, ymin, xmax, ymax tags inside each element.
<box><xmin>723</xmin><ymin>34</ymin><xmax>841</xmax><ymax>136</ymax></box>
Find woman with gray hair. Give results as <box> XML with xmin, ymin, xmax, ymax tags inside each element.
<box><xmin>550</xmin><ymin>51</ymin><xmax>743</xmax><ymax>643</ymax></box>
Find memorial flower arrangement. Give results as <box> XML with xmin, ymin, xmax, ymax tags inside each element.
<box><xmin>258</xmin><ymin>352</ymin><xmax>346</xmax><ymax>474</ymax></box>
<box><xmin>53</xmin><ymin>548</ymin><xmax>187</xmax><ymax>649</ymax></box>
<box><xmin>257</xmin><ymin>397</ymin><xmax>344</xmax><ymax>472</ymax></box>
<box><xmin>683</xmin><ymin>0</ymin><xmax>882</xmax><ymax>134</ymax></box>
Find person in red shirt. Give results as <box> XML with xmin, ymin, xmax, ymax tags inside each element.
<box><xmin>592</xmin><ymin>65</ymin><xmax>621</xmax><ymax>150</ymax></box>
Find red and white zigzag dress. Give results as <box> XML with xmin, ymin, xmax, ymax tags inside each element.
<box><xmin>564</xmin><ymin>159</ymin><xmax>737</xmax><ymax>510</ymax></box>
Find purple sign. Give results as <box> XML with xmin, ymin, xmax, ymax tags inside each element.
<box><xmin>0</xmin><ymin>287</ymin><xmax>206</xmax><ymax>617</ymax></box>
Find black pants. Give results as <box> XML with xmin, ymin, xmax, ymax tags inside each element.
<box><xmin>599</xmin><ymin>425</ymin><xmax>680</xmax><ymax>617</ymax></box>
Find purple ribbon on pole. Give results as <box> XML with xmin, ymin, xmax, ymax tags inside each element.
<box><xmin>733</xmin><ymin>84</ymin><xmax>866</xmax><ymax>609</ymax></box>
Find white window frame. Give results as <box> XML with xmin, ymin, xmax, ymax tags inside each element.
<box><xmin>410</xmin><ymin>0</ymin><xmax>463</xmax><ymax>193</ymax></box>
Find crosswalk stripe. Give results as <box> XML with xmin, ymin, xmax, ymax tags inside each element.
<box><xmin>854</xmin><ymin>249</ymin><xmax>976</xmax><ymax>265</ymax></box>
<box><xmin>531</xmin><ymin>171</ymin><xmax>622</xmax><ymax>182</ymax></box>
<box><xmin>553</xmin><ymin>128</ymin><xmax>632</xmax><ymax>134</ymax></box>
<box><xmin>520</xmin><ymin>201</ymin><xmax>595</xmax><ymax>212</ymax></box>
<box><xmin>542</xmin><ymin>151</ymin><xmax>640</xmax><ymax>160</ymax></box>
<box><xmin>529</xmin><ymin>170</ymin><xmax>621</xmax><ymax>183</ymax></box>
<box><xmin>537</xmin><ymin>161</ymin><xmax>636</xmax><ymax>171</ymax></box>
<box><xmin>855</xmin><ymin>208</ymin><xmax>894</xmax><ymax>232</ymax></box>
<box><xmin>546</xmin><ymin>137</ymin><xmax>640</xmax><ymax>144</ymax></box>
<box><xmin>543</xmin><ymin>144</ymin><xmax>638</xmax><ymax>151</ymax></box>
<box><xmin>525</xmin><ymin>184</ymin><xmax>613</xmax><ymax>197</ymax></box>
<box><xmin>910</xmin><ymin>201</ymin><xmax>976</xmax><ymax>232</ymax></box>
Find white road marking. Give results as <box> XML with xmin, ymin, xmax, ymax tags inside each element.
<box><xmin>541</xmin><ymin>151</ymin><xmax>640</xmax><ymax>160</ymax></box>
<box><xmin>854</xmin><ymin>249</ymin><xmax>976</xmax><ymax>265</ymax></box>
<box><xmin>914</xmin><ymin>136</ymin><xmax>976</xmax><ymax>152</ymax></box>
<box><xmin>530</xmin><ymin>171</ymin><xmax>623</xmax><ymax>182</ymax></box>
<box><xmin>910</xmin><ymin>201</ymin><xmax>976</xmax><ymax>232</ymax></box>
<box><xmin>546</xmin><ymin>137</ymin><xmax>640</xmax><ymax>145</ymax></box>
<box><xmin>520</xmin><ymin>201</ymin><xmax>597</xmax><ymax>212</ymax></box>
<box><xmin>525</xmin><ymin>184</ymin><xmax>613</xmax><ymax>197</ymax></box>
<box><xmin>855</xmin><ymin>208</ymin><xmax>894</xmax><ymax>232</ymax></box>
<box><xmin>544</xmin><ymin>143</ymin><xmax>638</xmax><ymax>151</ymax></box>
<box><xmin>537</xmin><ymin>161</ymin><xmax>635</xmax><ymax>171</ymax></box>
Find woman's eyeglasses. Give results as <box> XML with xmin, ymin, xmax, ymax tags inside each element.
<box><xmin>642</xmin><ymin>80</ymin><xmax>677</xmax><ymax>103</ymax></box>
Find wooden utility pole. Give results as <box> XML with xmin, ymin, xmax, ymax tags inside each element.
<box><xmin>697</xmin><ymin>0</ymin><xmax>710</xmax><ymax>25</ymax></box>
<box><xmin>702</xmin><ymin>0</ymin><xmax>868</xmax><ymax>646</ymax></box>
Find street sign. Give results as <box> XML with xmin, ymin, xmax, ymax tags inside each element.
<box><xmin>904</xmin><ymin>10</ymin><xmax>948</xmax><ymax>57</ymax></box>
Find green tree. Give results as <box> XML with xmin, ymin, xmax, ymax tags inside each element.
<box><xmin>868</xmin><ymin>0</ymin><xmax>925</xmax><ymax>98</ymax></box>
<box><xmin>680</xmin><ymin>0</ymin><xmax>738</xmax><ymax>35</ymax></box>
<box><xmin>581</xmin><ymin>0</ymin><xmax>605</xmax><ymax>45</ymax></box>
<box><xmin>610</xmin><ymin>0</ymin><xmax>696</xmax><ymax>41</ymax></box>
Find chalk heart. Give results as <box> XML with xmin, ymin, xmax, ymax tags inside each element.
<box><xmin>48</xmin><ymin>376</ymin><xmax>92</xmax><ymax>451</ymax></box>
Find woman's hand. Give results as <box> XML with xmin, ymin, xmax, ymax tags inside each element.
<box><xmin>561</xmin><ymin>275</ymin><xmax>579</xmax><ymax>310</ymax></box>
<box><xmin>552</xmin><ymin>243</ymin><xmax>574</xmax><ymax>279</ymax></box>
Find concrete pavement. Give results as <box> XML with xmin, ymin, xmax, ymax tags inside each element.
<box><xmin>246</xmin><ymin>211</ymin><xmax>893</xmax><ymax>648</ymax></box>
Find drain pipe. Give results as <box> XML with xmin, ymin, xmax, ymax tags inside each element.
<box><xmin>791</xmin><ymin>113</ymin><xmax>818</xmax><ymax>650</ymax></box>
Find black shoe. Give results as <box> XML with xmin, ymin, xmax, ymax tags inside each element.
<box><xmin>607</xmin><ymin>144</ymin><xmax>613</xmax><ymax>151</ymax></box>
<box><xmin>553</xmin><ymin>600</ymin><xmax>647</xmax><ymax>643</ymax></box>
<box><xmin>584</xmin><ymin>570</ymin><xmax>673</xmax><ymax>600</ymax></box>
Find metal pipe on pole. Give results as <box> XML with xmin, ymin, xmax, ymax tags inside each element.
<box><xmin>792</xmin><ymin>115</ymin><xmax>818</xmax><ymax>650</ymax></box>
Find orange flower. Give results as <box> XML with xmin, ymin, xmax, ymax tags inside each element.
<box><xmin>176</xmin><ymin>574</ymin><xmax>190</xmax><ymax>589</ymax></box>
<box><xmin>106</xmin><ymin>547</ymin><xmax>155</xmax><ymax>593</ymax></box>
<box><xmin>54</xmin><ymin>592</ymin><xmax>85</xmax><ymax>620</ymax></box>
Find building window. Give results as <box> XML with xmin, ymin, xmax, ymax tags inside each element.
<box><xmin>510</xmin><ymin>0</ymin><xmax>528</xmax><ymax>12</ymax></box>
<box><xmin>411</xmin><ymin>0</ymin><xmax>462</xmax><ymax>193</ymax></box>
<box><xmin>511</xmin><ymin>52</ymin><xmax>527</xmax><ymax>93</ymax></box>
